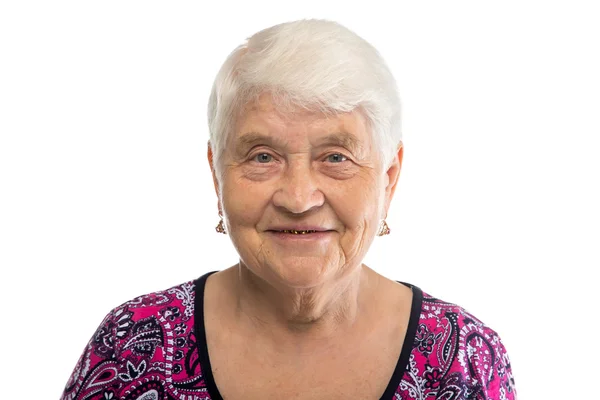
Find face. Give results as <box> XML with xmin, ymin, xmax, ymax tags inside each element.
<box><xmin>209</xmin><ymin>95</ymin><xmax>403</xmax><ymax>289</ymax></box>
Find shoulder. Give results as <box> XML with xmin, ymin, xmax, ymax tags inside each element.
<box><xmin>418</xmin><ymin>289</ymin><xmax>498</xmax><ymax>335</ymax></box>
<box><xmin>98</xmin><ymin>280</ymin><xmax>197</xmax><ymax>344</ymax></box>
<box><xmin>114</xmin><ymin>279</ymin><xmax>197</xmax><ymax>321</ymax></box>
<box><xmin>98</xmin><ymin>279</ymin><xmax>198</xmax><ymax>359</ymax></box>
<box><xmin>401</xmin><ymin>288</ymin><xmax>517</xmax><ymax>399</ymax></box>
<box><xmin>61</xmin><ymin>280</ymin><xmax>202</xmax><ymax>400</ymax></box>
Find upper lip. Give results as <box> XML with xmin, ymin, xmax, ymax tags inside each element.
<box><xmin>267</xmin><ymin>226</ymin><xmax>332</xmax><ymax>232</ymax></box>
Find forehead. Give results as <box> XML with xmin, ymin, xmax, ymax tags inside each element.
<box><xmin>234</xmin><ymin>94</ymin><xmax>370</xmax><ymax>144</ymax></box>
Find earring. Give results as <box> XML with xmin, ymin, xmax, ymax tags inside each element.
<box><xmin>377</xmin><ymin>219</ymin><xmax>390</xmax><ymax>236</ymax></box>
<box><xmin>215</xmin><ymin>212</ymin><xmax>226</xmax><ymax>234</ymax></box>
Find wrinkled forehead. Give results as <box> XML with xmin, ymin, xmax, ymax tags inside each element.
<box><xmin>238</xmin><ymin>94</ymin><xmax>335</xmax><ymax>128</ymax></box>
<box><xmin>230</xmin><ymin>94</ymin><xmax>373</xmax><ymax>151</ymax></box>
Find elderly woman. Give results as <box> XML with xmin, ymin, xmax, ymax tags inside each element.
<box><xmin>62</xmin><ymin>20</ymin><xmax>516</xmax><ymax>400</ymax></box>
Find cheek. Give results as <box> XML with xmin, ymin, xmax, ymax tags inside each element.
<box><xmin>324</xmin><ymin>174</ymin><xmax>381</xmax><ymax>231</ymax></box>
<box><xmin>327</xmin><ymin>179</ymin><xmax>380</xmax><ymax>263</ymax></box>
<box><xmin>221</xmin><ymin>175</ymin><xmax>271</xmax><ymax>228</ymax></box>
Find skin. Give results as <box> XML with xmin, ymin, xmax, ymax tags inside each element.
<box><xmin>207</xmin><ymin>93</ymin><xmax>404</xmax><ymax>355</ymax></box>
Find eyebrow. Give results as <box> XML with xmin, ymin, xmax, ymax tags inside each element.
<box><xmin>234</xmin><ymin>131</ymin><xmax>364</xmax><ymax>155</ymax></box>
<box><xmin>314</xmin><ymin>132</ymin><xmax>364</xmax><ymax>154</ymax></box>
<box><xmin>234</xmin><ymin>132</ymin><xmax>285</xmax><ymax>155</ymax></box>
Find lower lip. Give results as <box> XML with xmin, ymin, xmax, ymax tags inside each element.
<box><xmin>266</xmin><ymin>231</ymin><xmax>333</xmax><ymax>241</ymax></box>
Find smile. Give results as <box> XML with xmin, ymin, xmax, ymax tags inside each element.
<box><xmin>277</xmin><ymin>230</ymin><xmax>318</xmax><ymax>234</ymax></box>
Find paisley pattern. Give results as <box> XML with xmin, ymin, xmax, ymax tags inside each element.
<box><xmin>61</xmin><ymin>274</ymin><xmax>516</xmax><ymax>399</ymax></box>
<box><xmin>61</xmin><ymin>282</ymin><xmax>211</xmax><ymax>400</ymax></box>
<box><xmin>397</xmin><ymin>298</ymin><xmax>516</xmax><ymax>399</ymax></box>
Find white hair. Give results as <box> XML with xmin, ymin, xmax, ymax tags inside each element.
<box><xmin>207</xmin><ymin>19</ymin><xmax>402</xmax><ymax>175</ymax></box>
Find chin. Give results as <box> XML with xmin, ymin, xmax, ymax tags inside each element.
<box><xmin>269</xmin><ymin>258</ymin><xmax>333</xmax><ymax>289</ymax></box>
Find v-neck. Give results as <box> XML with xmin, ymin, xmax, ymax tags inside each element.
<box><xmin>193</xmin><ymin>270</ymin><xmax>423</xmax><ymax>400</ymax></box>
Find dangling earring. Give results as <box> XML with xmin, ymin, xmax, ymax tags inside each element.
<box><xmin>215</xmin><ymin>212</ymin><xmax>226</xmax><ymax>234</ymax></box>
<box><xmin>377</xmin><ymin>219</ymin><xmax>390</xmax><ymax>236</ymax></box>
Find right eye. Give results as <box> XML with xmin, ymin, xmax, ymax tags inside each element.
<box><xmin>253</xmin><ymin>153</ymin><xmax>273</xmax><ymax>163</ymax></box>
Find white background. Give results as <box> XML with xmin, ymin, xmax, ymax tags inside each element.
<box><xmin>1</xmin><ymin>1</ymin><xmax>598</xmax><ymax>398</ymax></box>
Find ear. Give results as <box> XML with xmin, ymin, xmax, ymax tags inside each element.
<box><xmin>207</xmin><ymin>142</ymin><xmax>222</xmax><ymax>213</ymax></box>
<box><xmin>383</xmin><ymin>143</ymin><xmax>404</xmax><ymax>215</ymax></box>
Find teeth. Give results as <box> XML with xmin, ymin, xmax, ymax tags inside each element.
<box><xmin>280</xmin><ymin>230</ymin><xmax>317</xmax><ymax>234</ymax></box>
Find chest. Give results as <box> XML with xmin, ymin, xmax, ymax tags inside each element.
<box><xmin>207</xmin><ymin>333</ymin><xmax>403</xmax><ymax>400</ymax></box>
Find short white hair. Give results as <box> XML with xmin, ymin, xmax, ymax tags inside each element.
<box><xmin>207</xmin><ymin>19</ymin><xmax>401</xmax><ymax>174</ymax></box>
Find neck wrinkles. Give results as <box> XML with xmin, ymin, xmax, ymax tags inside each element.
<box><xmin>232</xmin><ymin>262</ymin><xmax>374</xmax><ymax>349</ymax></box>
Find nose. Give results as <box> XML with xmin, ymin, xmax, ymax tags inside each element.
<box><xmin>272</xmin><ymin>160</ymin><xmax>324</xmax><ymax>214</ymax></box>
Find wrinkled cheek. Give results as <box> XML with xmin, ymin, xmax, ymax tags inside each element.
<box><xmin>225</xmin><ymin>221</ymin><xmax>267</xmax><ymax>271</ymax></box>
<box><xmin>336</xmin><ymin>221</ymin><xmax>364</xmax><ymax>261</ymax></box>
<box><xmin>221</xmin><ymin>181</ymin><xmax>267</xmax><ymax>227</ymax></box>
<box><xmin>222</xmin><ymin>206</ymin><xmax>260</xmax><ymax>252</ymax></box>
<box><xmin>219</xmin><ymin>180</ymin><xmax>268</xmax><ymax>264</ymax></box>
<box><xmin>335</xmin><ymin>203</ymin><xmax>380</xmax><ymax>264</ymax></box>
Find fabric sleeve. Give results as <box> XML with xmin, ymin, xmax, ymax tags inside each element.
<box><xmin>60</xmin><ymin>306</ymin><xmax>130</xmax><ymax>400</ymax></box>
<box><xmin>465</xmin><ymin>329</ymin><xmax>517</xmax><ymax>400</ymax></box>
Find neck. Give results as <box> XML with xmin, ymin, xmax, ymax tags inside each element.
<box><xmin>231</xmin><ymin>263</ymin><xmax>376</xmax><ymax>349</ymax></box>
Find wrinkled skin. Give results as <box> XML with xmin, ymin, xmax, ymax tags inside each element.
<box><xmin>208</xmin><ymin>94</ymin><xmax>403</xmax><ymax>339</ymax></box>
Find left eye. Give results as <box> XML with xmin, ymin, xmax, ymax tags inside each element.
<box><xmin>326</xmin><ymin>153</ymin><xmax>347</xmax><ymax>163</ymax></box>
<box><xmin>254</xmin><ymin>153</ymin><xmax>273</xmax><ymax>163</ymax></box>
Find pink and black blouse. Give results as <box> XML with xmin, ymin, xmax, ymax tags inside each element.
<box><xmin>61</xmin><ymin>271</ymin><xmax>517</xmax><ymax>399</ymax></box>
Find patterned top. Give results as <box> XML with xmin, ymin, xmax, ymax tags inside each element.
<box><xmin>61</xmin><ymin>271</ymin><xmax>517</xmax><ymax>400</ymax></box>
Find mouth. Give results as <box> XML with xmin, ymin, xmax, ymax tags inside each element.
<box><xmin>274</xmin><ymin>229</ymin><xmax>318</xmax><ymax>235</ymax></box>
<box><xmin>266</xmin><ymin>227</ymin><xmax>332</xmax><ymax>236</ymax></box>
<box><xmin>265</xmin><ymin>228</ymin><xmax>333</xmax><ymax>243</ymax></box>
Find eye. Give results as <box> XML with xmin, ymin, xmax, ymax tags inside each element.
<box><xmin>326</xmin><ymin>153</ymin><xmax>348</xmax><ymax>163</ymax></box>
<box><xmin>253</xmin><ymin>153</ymin><xmax>273</xmax><ymax>163</ymax></box>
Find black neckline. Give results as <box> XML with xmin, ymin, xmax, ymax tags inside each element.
<box><xmin>194</xmin><ymin>271</ymin><xmax>423</xmax><ymax>400</ymax></box>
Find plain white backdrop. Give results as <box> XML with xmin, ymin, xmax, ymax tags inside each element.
<box><xmin>1</xmin><ymin>1</ymin><xmax>598</xmax><ymax>398</ymax></box>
